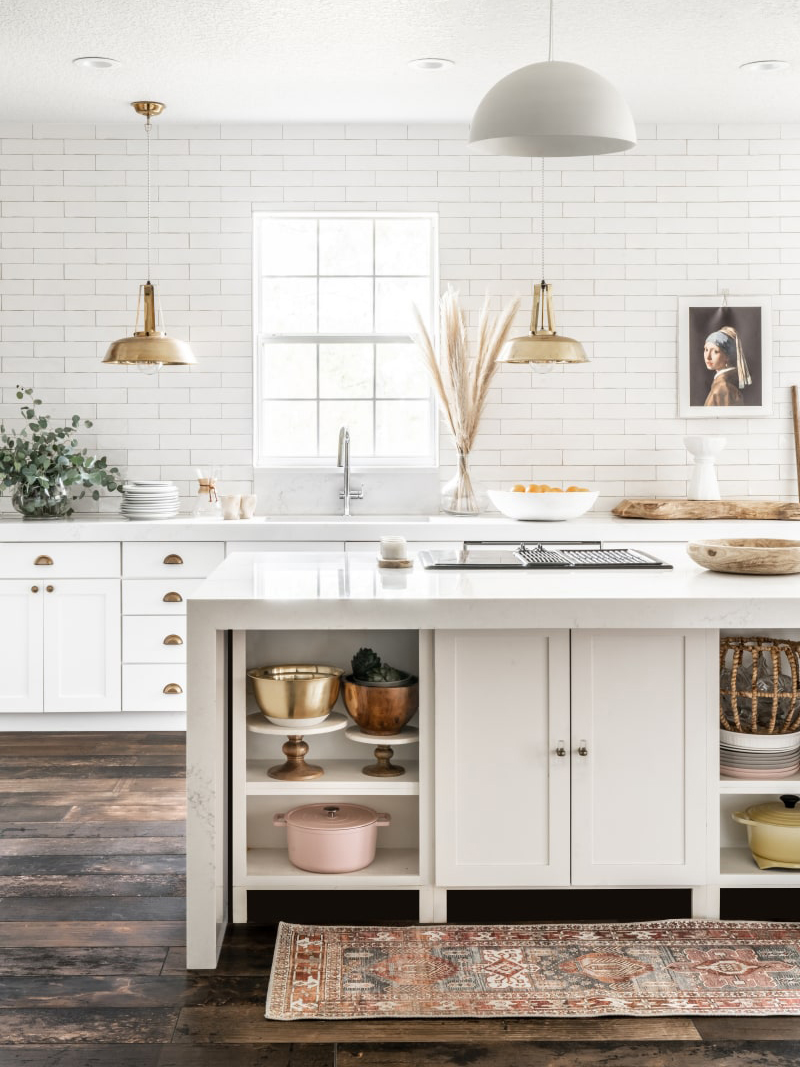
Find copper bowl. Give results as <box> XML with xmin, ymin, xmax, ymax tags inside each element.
<box><xmin>247</xmin><ymin>664</ymin><xmax>343</xmax><ymax>726</ymax></box>
<box><xmin>342</xmin><ymin>674</ymin><xmax>419</xmax><ymax>736</ymax></box>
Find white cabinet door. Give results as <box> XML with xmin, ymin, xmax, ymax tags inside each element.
<box><xmin>435</xmin><ymin>630</ymin><xmax>571</xmax><ymax>887</ymax></box>
<box><xmin>570</xmin><ymin>629</ymin><xmax>709</xmax><ymax>886</ymax></box>
<box><xmin>43</xmin><ymin>580</ymin><xmax>121</xmax><ymax>713</ymax></box>
<box><xmin>0</xmin><ymin>581</ymin><xmax>43</xmax><ymax>712</ymax></box>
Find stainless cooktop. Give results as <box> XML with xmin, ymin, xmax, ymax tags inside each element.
<box><xmin>418</xmin><ymin>541</ymin><xmax>672</xmax><ymax>570</ymax></box>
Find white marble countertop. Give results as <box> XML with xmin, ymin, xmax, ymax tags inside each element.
<box><xmin>1</xmin><ymin>511</ymin><xmax>799</xmax><ymax>543</ymax></box>
<box><xmin>186</xmin><ymin>546</ymin><xmax>800</xmax><ymax>630</ymax></box>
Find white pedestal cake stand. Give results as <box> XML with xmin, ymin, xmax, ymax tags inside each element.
<box><xmin>246</xmin><ymin>713</ymin><xmax>348</xmax><ymax>780</ymax></box>
<box><xmin>345</xmin><ymin>724</ymin><xmax>419</xmax><ymax>777</ymax></box>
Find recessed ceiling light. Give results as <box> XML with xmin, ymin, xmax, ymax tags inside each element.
<box><xmin>72</xmin><ymin>56</ymin><xmax>121</xmax><ymax>70</ymax></box>
<box><xmin>408</xmin><ymin>57</ymin><xmax>454</xmax><ymax>72</ymax></box>
<box><xmin>739</xmin><ymin>59</ymin><xmax>790</xmax><ymax>73</ymax></box>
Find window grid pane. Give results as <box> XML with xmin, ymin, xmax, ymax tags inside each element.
<box><xmin>256</xmin><ymin>213</ymin><xmax>437</xmax><ymax>466</ymax></box>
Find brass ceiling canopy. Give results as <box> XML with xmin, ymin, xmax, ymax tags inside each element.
<box><xmin>103</xmin><ymin>101</ymin><xmax>196</xmax><ymax>367</ymax></box>
<box><xmin>499</xmin><ymin>282</ymin><xmax>588</xmax><ymax>365</ymax></box>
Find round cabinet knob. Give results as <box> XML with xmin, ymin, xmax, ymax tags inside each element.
<box><xmin>163</xmin><ymin>553</ymin><xmax>184</xmax><ymax>565</ymax></box>
<box><xmin>46</xmin><ymin>585</ymin><xmax>54</xmax><ymax>593</ymax></box>
<box><xmin>31</xmin><ymin>585</ymin><xmax>39</xmax><ymax>593</ymax></box>
<box><xmin>163</xmin><ymin>634</ymin><xmax>183</xmax><ymax>646</ymax></box>
<box><xmin>163</xmin><ymin>683</ymin><xmax>183</xmax><ymax>695</ymax></box>
<box><xmin>577</xmin><ymin>741</ymin><xmax>589</xmax><ymax>757</ymax></box>
<box><xmin>162</xmin><ymin>591</ymin><xmax>183</xmax><ymax>603</ymax></box>
<box><xmin>555</xmin><ymin>742</ymin><xmax>566</xmax><ymax>757</ymax></box>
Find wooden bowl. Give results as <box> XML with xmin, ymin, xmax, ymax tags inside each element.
<box><xmin>687</xmin><ymin>538</ymin><xmax>800</xmax><ymax>575</ymax></box>
<box><xmin>342</xmin><ymin>675</ymin><xmax>419</xmax><ymax>736</ymax></box>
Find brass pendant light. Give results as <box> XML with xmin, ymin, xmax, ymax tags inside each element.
<box><xmin>500</xmin><ymin>159</ymin><xmax>588</xmax><ymax>366</ymax></box>
<box><xmin>103</xmin><ymin>101</ymin><xmax>196</xmax><ymax>367</ymax></box>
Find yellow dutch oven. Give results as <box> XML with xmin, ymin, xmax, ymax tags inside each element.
<box><xmin>732</xmin><ymin>795</ymin><xmax>800</xmax><ymax>869</ymax></box>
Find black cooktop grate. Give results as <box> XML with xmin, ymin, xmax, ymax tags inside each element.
<box><xmin>516</xmin><ymin>545</ymin><xmax>662</xmax><ymax>568</ymax></box>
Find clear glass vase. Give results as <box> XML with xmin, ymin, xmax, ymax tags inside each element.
<box><xmin>12</xmin><ymin>481</ymin><xmax>70</xmax><ymax>519</ymax></box>
<box><xmin>440</xmin><ymin>451</ymin><xmax>489</xmax><ymax>515</ymax></box>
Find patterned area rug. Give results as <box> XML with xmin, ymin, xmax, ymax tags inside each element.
<box><xmin>265</xmin><ymin>919</ymin><xmax>800</xmax><ymax>1019</ymax></box>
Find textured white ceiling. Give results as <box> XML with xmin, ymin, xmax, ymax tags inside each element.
<box><xmin>1</xmin><ymin>0</ymin><xmax>799</xmax><ymax>124</ymax></box>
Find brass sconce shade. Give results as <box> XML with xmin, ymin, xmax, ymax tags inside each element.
<box><xmin>499</xmin><ymin>282</ymin><xmax>588</xmax><ymax>365</ymax></box>
<box><xmin>103</xmin><ymin>101</ymin><xmax>195</xmax><ymax>367</ymax></box>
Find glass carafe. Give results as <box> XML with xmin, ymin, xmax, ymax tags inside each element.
<box><xmin>193</xmin><ymin>466</ymin><xmax>222</xmax><ymax>518</ymax></box>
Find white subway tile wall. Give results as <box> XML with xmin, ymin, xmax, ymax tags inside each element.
<box><xmin>1</xmin><ymin>121</ymin><xmax>799</xmax><ymax>513</ymax></box>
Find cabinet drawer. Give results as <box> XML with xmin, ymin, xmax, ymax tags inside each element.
<box><xmin>122</xmin><ymin>579</ymin><xmax>203</xmax><ymax>615</ymax></box>
<box><xmin>123</xmin><ymin>616</ymin><xmax>187</xmax><ymax>664</ymax></box>
<box><xmin>123</xmin><ymin>541</ymin><xmax>224</xmax><ymax>578</ymax></box>
<box><xmin>123</xmin><ymin>664</ymin><xmax>187</xmax><ymax>712</ymax></box>
<box><xmin>0</xmin><ymin>542</ymin><xmax>119</xmax><ymax>578</ymax></box>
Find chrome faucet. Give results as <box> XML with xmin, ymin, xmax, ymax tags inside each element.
<box><xmin>337</xmin><ymin>426</ymin><xmax>364</xmax><ymax>517</ymax></box>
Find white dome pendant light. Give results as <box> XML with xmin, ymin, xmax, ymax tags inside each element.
<box><xmin>469</xmin><ymin>0</ymin><xmax>636</xmax><ymax>157</ymax></box>
<box><xmin>103</xmin><ymin>102</ymin><xmax>196</xmax><ymax>367</ymax></box>
<box><xmin>500</xmin><ymin>159</ymin><xmax>587</xmax><ymax>365</ymax></box>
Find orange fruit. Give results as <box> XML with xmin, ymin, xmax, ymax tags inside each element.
<box><xmin>526</xmin><ymin>484</ymin><xmax>539</xmax><ymax>492</ymax></box>
<box><xmin>511</xmin><ymin>484</ymin><xmax>526</xmax><ymax>493</ymax></box>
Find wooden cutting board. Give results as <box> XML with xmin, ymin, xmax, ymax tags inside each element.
<box><xmin>613</xmin><ymin>498</ymin><xmax>800</xmax><ymax>520</ymax></box>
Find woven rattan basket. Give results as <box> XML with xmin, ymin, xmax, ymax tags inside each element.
<box><xmin>720</xmin><ymin>636</ymin><xmax>800</xmax><ymax>734</ymax></box>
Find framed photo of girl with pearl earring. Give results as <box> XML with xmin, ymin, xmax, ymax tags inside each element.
<box><xmin>678</xmin><ymin>296</ymin><xmax>772</xmax><ymax>418</ymax></box>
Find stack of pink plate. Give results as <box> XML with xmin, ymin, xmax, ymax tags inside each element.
<box><xmin>720</xmin><ymin>728</ymin><xmax>800</xmax><ymax>780</ymax></box>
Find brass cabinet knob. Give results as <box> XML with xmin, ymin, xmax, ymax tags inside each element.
<box><xmin>163</xmin><ymin>683</ymin><xmax>183</xmax><ymax>695</ymax></box>
<box><xmin>162</xmin><ymin>591</ymin><xmax>183</xmax><ymax>603</ymax></box>
<box><xmin>46</xmin><ymin>585</ymin><xmax>54</xmax><ymax>593</ymax></box>
<box><xmin>31</xmin><ymin>585</ymin><xmax>39</xmax><ymax>593</ymax></box>
<box><xmin>163</xmin><ymin>634</ymin><xmax>183</xmax><ymax>646</ymax></box>
<box><xmin>577</xmin><ymin>741</ymin><xmax>589</xmax><ymax>757</ymax></box>
<box><xmin>555</xmin><ymin>742</ymin><xmax>566</xmax><ymax>757</ymax></box>
<box><xmin>34</xmin><ymin>555</ymin><xmax>53</xmax><ymax>566</ymax></box>
<box><xmin>163</xmin><ymin>553</ymin><xmax>184</xmax><ymax>565</ymax></box>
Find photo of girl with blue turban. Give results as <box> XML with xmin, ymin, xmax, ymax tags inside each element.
<box><xmin>680</xmin><ymin>298</ymin><xmax>770</xmax><ymax>417</ymax></box>
<box><xmin>702</xmin><ymin>326</ymin><xmax>751</xmax><ymax>407</ymax></box>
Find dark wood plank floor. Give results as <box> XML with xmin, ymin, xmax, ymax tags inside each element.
<box><xmin>1</xmin><ymin>731</ymin><xmax>799</xmax><ymax>1066</ymax></box>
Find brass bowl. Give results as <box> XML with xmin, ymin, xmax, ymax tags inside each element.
<box><xmin>342</xmin><ymin>674</ymin><xmax>419</xmax><ymax>736</ymax></box>
<box><xmin>247</xmin><ymin>664</ymin><xmax>344</xmax><ymax>726</ymax></box>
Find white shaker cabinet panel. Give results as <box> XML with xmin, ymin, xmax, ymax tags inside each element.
<box><xmin>123</xmin><ymin>664</ymin><xmax>187</xmax><ymax>712</ymax></box>
<box><xmin>435</xmin><ymin>629</ymin><xmax>571</xmax><ymax>887</ymax></box>
<box><xmin>122</xmin><ymin>579</ymin><xmax>204</xmax><ymax>615</ymax></box>
<box><xmin>225</xmin><ymin>541</ymin><xmax>344</xmax><ymax>552</ymax></box>
<box><xmin>570</xmin><ymin>629</ymin><xmax>710</xmax><ymax>886</ymax></box>
<box><xmin>123</xmin><ymin>616</ymin><xmax>187</xmax><ymax>665</ymax></box>
<box><xmin>42</xmin><ymin>580</ymin><xmax>121</xmax><ymax>713</ymax></box>
<box><xmin>0</xmin><ymin>542</ymin><xmax>119</xmax><ymax>579</ymax></box>
<box><xmin>0</xmin><ymin>581</ymin><xmax>44</xmax><ymax>712</ymax></box>
<box><xmin>123</xmin><ymin>542</ymin><xmax>224</xmax><ymax>578</ymax></box>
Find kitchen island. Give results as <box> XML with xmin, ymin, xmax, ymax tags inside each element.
<box><xmin>186</xmin><ymin>544</ymin><xmax>800</xmax><ymax>968</ymax></box>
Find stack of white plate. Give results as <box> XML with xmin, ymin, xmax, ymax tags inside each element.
<box><xmin>720</xmin><ymin>728</ymin><xmax>800</xmax><ymax>780</ymax></box>
<box><xmin>121</xmin><ymin>481</ymin><xmax>180</xmax><ymax>521</ymax></box>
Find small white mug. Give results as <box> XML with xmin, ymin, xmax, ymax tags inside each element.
<box><xmin>240</xmin><ymin>494</ymin><xmax>257</xmax><ymax>519</ymax></box>
<box><xmin>221</xmin><ymin>494</ymin><xmax>241</xmax><ymax>520</ymax></box>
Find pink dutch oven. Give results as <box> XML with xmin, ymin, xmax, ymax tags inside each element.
<box><xmin>273</xmin><ymin>803</ymin><xmax>390</xmax><ymax>873</ymax></box>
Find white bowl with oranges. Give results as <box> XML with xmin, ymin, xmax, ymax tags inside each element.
<box><xmin>488</xmin><ymin>483</ymin><xmax>598</xmax><ymax>521</ymax></box>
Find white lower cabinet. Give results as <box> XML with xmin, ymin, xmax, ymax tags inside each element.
<box><xmin>435</xmin><ymin>628</ymin><xmax>708</xmax><ymax>889</ymax></box>
<box><xmin>0</xmin><ymin>578</ymin><xmax>120</xmax><ymax>713</ymax></box>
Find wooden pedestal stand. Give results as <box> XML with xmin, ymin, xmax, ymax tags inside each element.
<box><xmin>247</xmin><ymin>713</ymin><xmax>347</xmax><ymax>780</ymax></box>
<box><xmin>345</xmin><ymin>724</ymin><xmax>419</xmax><ymax>777</ymax></box>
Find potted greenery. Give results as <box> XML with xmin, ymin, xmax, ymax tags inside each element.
<box><xmin>342</xmin><ymin>647</ymin><xmax>419</xmax><ymax>736</ymax></box>
<box><xmin>0</xmin><ymin>387</ymin><xmax>123</xmax><ymax>518</ymax></box>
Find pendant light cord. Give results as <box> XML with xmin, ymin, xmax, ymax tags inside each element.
<box><xmin>145</xmin><ymin>116</ymin><xmax>152</xmax><ymax>284</ymax></box>
<box><xmin>540</xmin><ymin>156</ymin><xmax>545</xmax><ymax>284</ymax></box>
<box><xmin>548</xmin><ymin>0</ymin><xmax>554</xmax><ymax>61</ymax></box>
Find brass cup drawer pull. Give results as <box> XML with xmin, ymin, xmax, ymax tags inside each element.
<box><xmin>34</xmin><ymin>555</ymin><xmax>53</xmax><ymax>566</ymax></box>
<box><xmin>163</xmin><ymin>634</ymin><xmax>183</xmax><ymax>646</ymax></box>
<box><xmin>163</xmin><ymin>553</ymin><xmax>184</xmax><ymax>565</ymax></box>
<box><xmin>163</xmin><ymin>683</ymin><xmax>183</xmax><ymax>695</ymax></box>
<box><xmin>162</xmin><ymin>591</ymin><xmax>183</xmax><ymax>603</ymax></box>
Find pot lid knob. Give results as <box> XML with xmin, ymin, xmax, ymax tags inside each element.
<box><xmin>780</xmin><ymin>795</ymin><xmax>800</xmax><ymax>809</ymax></box>
<box><xmin>324</xmin><ymin>806</ymin><xmax>340</xmax><ymax>818</ymax></box>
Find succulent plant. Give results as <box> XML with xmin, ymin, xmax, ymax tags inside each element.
<box><xmin>351</xmin><ymin>647</ymin><xmax>410</xmax><ymax>684</ymax></box>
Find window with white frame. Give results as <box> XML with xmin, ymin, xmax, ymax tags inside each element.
<box><xmin>254</xmin><ymin>212</ymin><xmax>438</xmax><ymax>467</ymax></box>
